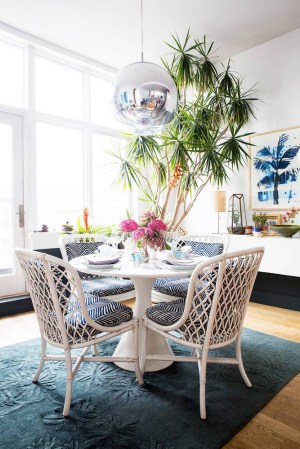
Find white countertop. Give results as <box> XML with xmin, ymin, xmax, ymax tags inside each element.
<box><xmin>227</xmin><ymin>234</ymin><xmax>300</xmax><ymax>277</ymax></box>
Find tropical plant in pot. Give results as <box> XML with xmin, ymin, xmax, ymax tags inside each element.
<box><xmin>110</xmin><ymin>30</ymin><xmax>259</xmax><ymax>231</ymax></box>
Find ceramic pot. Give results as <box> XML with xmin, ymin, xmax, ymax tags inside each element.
<box><xmin>270</xmin><ymin>225</ymin><xmax>300</xmax><ymax>238</ymax></box>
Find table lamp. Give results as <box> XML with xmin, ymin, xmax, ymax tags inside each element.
<box><xmin>211</xmin><ymin>191</ymin><xmax>226</xmax><ymax>234</ymax></box>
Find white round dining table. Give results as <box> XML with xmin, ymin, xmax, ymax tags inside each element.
<box><xmin>70</xmin><ymin>256</ymin><xmax>195</xmax><ymax>372</ymax></box>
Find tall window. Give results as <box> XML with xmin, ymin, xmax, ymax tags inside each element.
<box><xmin>92</xmin><ymin>134</ymin><xmax>130</xmax><ymax>226</ymax></box>
<box><xmin>36</xmin><ymin>123</ymin><xmax>84</xmax><ymax>229</ymax></box>
<box><xmin>0</xmin><ymin>31</ymin><xmax>132</xmax><ymax>231</ymax></box>
<box><xmin>0</xmin><ymin>39</ymin><xmax>25</xmax><ymax>108</ymax></box>
<box><xmin>35</xmin><ymin>56</ymin><xmax>84</xmax><ymax>121</ymax></box>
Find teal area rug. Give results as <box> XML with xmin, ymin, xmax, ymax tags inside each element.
<box><xmin>0</xmin><ymin>328</ymin><xmax>299</xmax><ymax>449</ymax></box>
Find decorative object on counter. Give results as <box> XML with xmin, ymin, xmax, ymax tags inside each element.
<box><xmin>270</xmin><ymin>208</ymin><xmax>299</xmax><ymax>237</ymax></box>
<box><xmin>61</xmin><ymin>221</ymin><xmax>74</xmax><ymax>233</ymax></box>
<box><xmin>270</xmin><ymin>225</ymin><xmax>300</xmax><ymax>238</ymax></box>
<box><xmin>211</xmin><ymin>190</ymin><xmax>226</xmax><ymax>234</ymax></box>
<box><xmin>39</xmin><ymin>224</ymin><xmax>49</xmax><ymax>232</ymax></box>
<box><xmin>249</xmin><ymin>126</ymin><xmax>300</xmax><ymax>210</ymax></box>
<box><xmin>244</xmin><ymin>225</ymin><xmax>253</xmax><ymax>235</ymax></box>
<box><xmin>252</xmin><ymin>228</ymin><xmax>264</xmax><ymax>237</ymax></box>
<box><xmin>119</xmin><ymin>211</ymin><xmax>167</xmax><ymax>259</ymax></box>
<box><xmin>227</xmin><ymin>194</ymin><xmax>247</xmax><ymax>234</ymax></box>
<box><xmin>251</xmin><ymin>212</ymin><xmax>267</xmax><ymax>233</ymax></box>
<box><xmin>263</xmin><ymin>213</ymin><xmax>282</xmax><ymax>236</ymax></box>
<box><xmin>283</xmin><ymin>206</ymin><xmax>298</xmax><ymax>224</ymax></box>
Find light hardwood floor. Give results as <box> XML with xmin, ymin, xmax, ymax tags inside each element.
<box><xmin>0</xmin><ymin>302</ymin><xmax>299</xmax><ymax>448</ymax></box>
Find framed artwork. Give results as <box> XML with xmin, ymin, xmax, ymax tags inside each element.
<box><xmin>249</xmin><ymin>125</ymin><xmax>300</xmax><ymax>210</ymax></box>
<box><xmin>263</xmin><ymin>213</ymin><xmax>282</xmax><ymax>236</ymax></box>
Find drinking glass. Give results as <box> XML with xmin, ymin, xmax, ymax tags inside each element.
<box><xmin>109</xmin><ymin>230</ymin><xmax>123</xmax><ymax>248</ymax></box>
<box><xmin>165</xmin><ymin>232</ymin><xmax>180</xmax><ymax>250</ymax></box>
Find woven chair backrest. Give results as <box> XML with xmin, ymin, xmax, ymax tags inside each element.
<box><xmin>15</xmin><ymin>249</ymin><xmax>100</xmax><ymax>347</ymax></box>
<box><xmin>59</xmin><ymin>234</ymin><xmax>109</xmax><ymax>261</ymax></box>
<box><xmin>179</xmin><ymin>247</ymin><xmax>264</xmax><ymax>348</ymax></box>
<box><xmin>178</xmin><ymin>234</ymin><xmax>229</xmax><ymax>255</ymax></box>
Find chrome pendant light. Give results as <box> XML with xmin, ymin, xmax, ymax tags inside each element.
<box><xmin>111</xmin><ymin>0</ymin><xmax>178</xmax><ymax>136</ymax></box>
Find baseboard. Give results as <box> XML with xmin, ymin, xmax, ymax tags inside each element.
<box><xmin>251</xmin><ymin>272</ymin><xmax>300</xmax><ymax>311</ymax></box>
<box><xmin>0</xmin><ymin>295</ymin><xmax>33</xmax><ymax>317</ymax></box>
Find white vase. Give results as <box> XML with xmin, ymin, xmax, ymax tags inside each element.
<box><xmin>147</xmin><ymin>246</ymin><xmax>160</xmax><ymax>261</ymax></box>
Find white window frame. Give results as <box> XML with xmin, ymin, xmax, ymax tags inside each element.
<box><xmin>0</xmin><ymin>24</ymin><xmax>132</xmax><ymax>248</ymax></box>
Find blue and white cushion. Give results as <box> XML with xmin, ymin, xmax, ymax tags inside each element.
<box><xmin>66</xmin><ymin>295</ymin><xmax>133</xmax><ymax>329</ymax></box>
<box><xmin>146</xmin><ymin>298</ymin><xmax>185</xmax><ymax>326</ymax></box>
<box><xmin>183</xmin><ymin>241</ymin><xmax>223</xmax><ymax>257</ymax></box>
<box><xmin>65</xmin><ymin>241</ymin><xmax>135</xmax><ymax>297</ymax></box>
<box><xmin>82</xmin><ymin>277</ymin><xmax>134</xmax><ymax>297</ymax></box>
<box><xmin>153</xmin><ymin>277</ymin><xmax>190</xmax><ymax>297</ymax></box>
<box><xmin>153</xmin><ymin>242</ymin><xmax>223</xmax><ymax>298</ymax></box>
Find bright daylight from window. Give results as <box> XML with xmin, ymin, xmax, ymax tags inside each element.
<box><xmin>0</xmin><ymin>124</ymin><xmax>13</xmax><ymax>272</ymax></box>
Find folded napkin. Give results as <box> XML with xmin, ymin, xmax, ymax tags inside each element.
<box><xmin>97</xmin><ymin>244</ymin><xmax>119</xmax><ymax>258</ymax></box>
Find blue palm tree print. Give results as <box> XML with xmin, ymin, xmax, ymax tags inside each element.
<box><xmin>253</xmin><ymin>133</ymin><xmax>300</xmax><ymax>205</ymax></box>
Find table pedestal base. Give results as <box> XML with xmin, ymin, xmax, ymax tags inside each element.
<box><xmin>113</xmin><ymin>276</ymin><xmax>174</xmax><ymax>372</ymax></box>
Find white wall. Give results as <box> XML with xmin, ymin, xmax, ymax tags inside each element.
<box><xmin>186</xmin><ymin>27</ymin><xmax>300</xmax><ymax>234</ymax></box>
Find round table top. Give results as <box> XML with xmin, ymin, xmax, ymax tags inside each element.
<box><xmin>70</xmin><ymin>255</ymin><xmax>203</xmax><ymax>279</ymax></box>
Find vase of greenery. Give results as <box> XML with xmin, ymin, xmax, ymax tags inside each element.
<box><xmin>111</xmin><ymin>30</ymin><xmax>258</xmax><ymax>230</ymax></box>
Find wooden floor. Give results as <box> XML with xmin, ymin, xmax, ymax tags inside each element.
<box><xmin>0</xmin><ymin>302</ymin><xmax>299</xmax><ymax>448</ymax></box>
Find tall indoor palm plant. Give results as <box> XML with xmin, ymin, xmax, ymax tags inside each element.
<box><xmin>112</xmin><ymin>31</ymin><xmax>259</xmax><ymax>231</ymax></box>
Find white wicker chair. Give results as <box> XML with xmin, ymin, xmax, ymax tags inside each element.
<box><xmin>15</xmin><ymin>248</ymin><xmax>143</xmax><ymax>417</ymax></box>
<box><xmin>152</xmin><ymin>234</ymin><xmax>229</xmax><ymax>303</ymax></box>
<box><xmin>59</xmin><ymin>234</ymin><xmax>135</xmax><ymax>302</ymax></box>
<box><xmin>142</xmin><ymin>247</ymin><xmax>264</xmax><ymax>419</ymax></box>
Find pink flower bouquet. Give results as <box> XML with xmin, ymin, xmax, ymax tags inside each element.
<box><xmin>119</xmin><ymin>212</ymin><xmax>167</xmax><ymax>252</ymax></box>
<box><xmin>283</xmin><ymin>206</ymin><xmax>298</xmax><ymax>224</ymax></box>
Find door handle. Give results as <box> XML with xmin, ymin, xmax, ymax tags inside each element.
<box><xmin>16</xmin><ymin>205</ymin><xmax>25</xmax><ymax>228</ymax></box>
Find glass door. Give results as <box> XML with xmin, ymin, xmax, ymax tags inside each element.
<box><xmin>0</xmin><ymin>111</ymin><xmax>25</xmax><ymax>297</ymax></box>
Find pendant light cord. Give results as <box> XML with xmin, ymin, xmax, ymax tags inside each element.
<box><xmin>140</xmin><ymin>0</ymin><xmax>144</xmax><ymax>62</ymax></box>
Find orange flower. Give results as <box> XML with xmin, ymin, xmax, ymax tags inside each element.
<box><xmin>83</xmin><ymin>208</ymin><xmax>89</xmax><ymax>232</ymax></box>
<box><xmin>169</xmin><ymin>164</ymin><xmax>183</xmax><ymax>187</ymax></box>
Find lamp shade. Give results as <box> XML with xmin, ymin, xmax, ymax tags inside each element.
<box><xmin>111</xmin><ymin>62</ymin><xmax>178</xmax><ymax>136</ymax></box>
<box><xmin>211</xmin><ymin>191</ymin><xmax>226</xmax><ymax>212</ymax></box>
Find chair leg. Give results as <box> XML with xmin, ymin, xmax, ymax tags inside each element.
<box><xmin>140</xmin><ymin>321</ymin><xmax>148</xmax><ymax>376</ymax></box>
<box><xmin>93</xmin><ymin>344</ymin><xmax>100</xmax><ymax>356</ymax></box>
<box><xmin>133</xmin><ymin>323</ymin><xmax>144</xmax><ymax>386</ymax></box>
<box><xmin>63</xmin><ymin>348</ymin><xmax>73</xmax><ymax>418</ymax></box>
<box><xmin>236</xmin><ymin>334</ymin><xmax>252</xmax><ymax>387</ymax></box>
<box><xmin>32</xmin><ymin>335</ymin><xmax>47</xmax><ymax>382</ymax></box>
<box><xmin>197</xmin><ymin>348</ymin><xmax>208</xmax><ymax>420</ymax></box>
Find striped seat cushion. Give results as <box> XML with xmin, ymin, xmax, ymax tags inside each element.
<box><xmin>153</xmin><ymin>242</ymin><xmax>223</xmax><ymax>298</ymax></box>
<box><xmin>146</xmin><ymin>298</ymin><xmax>185</xmax><ymax>326</ymax></box>
<box><xmin>66</xmin><ymin>295</ymin><xmax>133</xmax><ymax>329</ymax></box>
<box><xmin>65</xmin><ymin>241</ymin><xmax>135</xmax><ymax>296</ymax></box>
<box><xmin>65</xmin><ymin>241</ymin><xmax>103</xmax><ymax>261</ymax></box>
<box><xmin>153</xmin><ymin>277</ymin><xmax>190</xmax><ymax>297</ymax></box>
<box><xmin>183</xmin><ymin>241</ymin><xmax>223</xmax><ymax>257</ymax></box>
<box><xmin>82</xmin><ymin>277</ymin><xmax>134</xmax><ymax>297</ymax></box>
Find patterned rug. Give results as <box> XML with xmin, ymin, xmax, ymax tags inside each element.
<box><xmin>0</xmin><ymin>328</ymin><xmax>299</xmax><ymax>449</ymax></box>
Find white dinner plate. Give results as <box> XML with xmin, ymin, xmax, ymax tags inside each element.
<box><xmin>161</xmin><ymin>262</ymin><xmax>196</xmax><ymax>271</ymax></box>
<box><xmin>84</xmin><ymin>263</ymin><xmax>119</xmax><ymax>269</ymax></box>
<box><xmin>86</xmin><ymin>255</ymin><xmax>120</xmax><ymax>265</ymax></box>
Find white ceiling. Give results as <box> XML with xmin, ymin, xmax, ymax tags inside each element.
<box><xmin>0</xmin><ymin>0</ymin><xmax>300</xmax><ymax>70</ymax></box>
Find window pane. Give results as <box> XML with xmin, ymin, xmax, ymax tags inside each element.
<box><xmin>0</xmin><ymin>124</ymin><xmax>13</xmax><ymax>272</ymax></box>
<box><xmin>35</xmin><ymin>56</ymin><xmax>84</xmax><ymax>120</ymax></box>
<box><xmin>92</xmin><ymin>135</ymin><xmax>130</xmax><ymax>226</ymax></box>
<box><xmin>36</xmin><ymin>122</ymin><xmax>84</xmax><ymax>229</ymax></box>
<box><xmin>91</xmin><ymin>75</ymin><xmax>123</xmax><ymax>129</ymax></box>
<box><xmin>0</xmin><ymin>40</ymin><xmax>24</xmax><ymax>108</ymax></box>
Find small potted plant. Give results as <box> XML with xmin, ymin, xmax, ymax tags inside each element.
<box><xmin>252</xmin><ymin>212</ymin><xmax>267</xmax><ymax>230</ymax></box>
